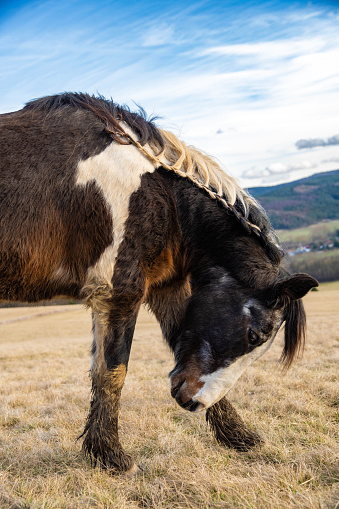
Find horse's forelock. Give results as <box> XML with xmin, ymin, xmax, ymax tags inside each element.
<box><xmin>281</xmin><ymin>298</ymin><xmax>306</xmax><ymax>369</ymax></box>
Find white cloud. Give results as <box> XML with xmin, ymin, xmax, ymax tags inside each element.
<box><xmin>201</xmin><ymin>37</ymin><xmax>325</xmax><ymax>60</ymax></box>
<box><xmin>243</xmin><ymin>160</ymin><xmax>316</xmax><ymax>179</ymax></box>
<box><xmin>142</xmin><ymin>23</ymin><xmax>176</xmax><ymax>47</ymax></box>
<box><xmin>242</xmin><ymin>167</ymin><xmax>271</xmax><ymax>179</ymax></box>
<box><xmin>322</xmin><ymin>157</ymin><xmax>339</xmax><ymax>164</ymax></box>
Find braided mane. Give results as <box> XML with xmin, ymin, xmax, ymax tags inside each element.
<box><xmin>24</xmin><ymin>92</ymin><xmax>282</xmax><ymax>264</ymax></box>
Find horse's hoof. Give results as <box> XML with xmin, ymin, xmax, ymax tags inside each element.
<box><xmin>123</xmin><ymin>463</ymin><xmax>142</xmax><ymax>477</ymax></box>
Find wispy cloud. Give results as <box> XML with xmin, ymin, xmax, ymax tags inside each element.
<box><xmin>141</xmin><ymin>23</ymin><xmax>176</xmax><ymax>47</ymax></box>
<box><xmin>296</xmin><ymin>134</ymin><xmax>339</xmax><ymax>150</ymax></box>
<box><xmin>200</xmin><ymin>37</ymin><xmax>325</xmax><ymax>60</ymax></box>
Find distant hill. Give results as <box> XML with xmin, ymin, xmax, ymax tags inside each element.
<box><xmin>248</xmin><ymin>169</ymin><xmax>339</xmax><ymax>229</ymax></box>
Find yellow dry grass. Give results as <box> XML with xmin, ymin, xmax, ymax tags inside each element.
<box><xmin>0</xmin><ymin>292</ymin><xmax>338</xmax><ymax>509</ymax></box>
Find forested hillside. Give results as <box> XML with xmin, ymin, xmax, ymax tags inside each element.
<box><xmin>248</xmin><ymin>169</ymin><xmax>339</xmax><ymax>229</ymax></box>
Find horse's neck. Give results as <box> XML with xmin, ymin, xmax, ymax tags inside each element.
<box><xmin>162</xmin><ymin>171</ymin><xmax>278</xmax><ymax>289</ymax></box>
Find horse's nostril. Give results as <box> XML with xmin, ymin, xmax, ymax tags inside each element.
<box><xmin>188</xmin><ymin>401</ymin><xmax>199</xmax><ymax>412</ymax></box>
<box><xmin>190</xmin><ymin>401</ymin><xmax>205</xmax><ymax>413</ymax></box>
<box><xmin>177</xmin><ymin>398</ymin><xmax>205</xmax><ymax>412</ymax></box>
<box><xmin>171</xmin><ymin>387</ymin><xmax>179</xmax><ymax>398</ymax></box>
<box><xmin>171</xmin><ymin>378</ymin><xmax>185</xmax><ymax>399</ymax></box>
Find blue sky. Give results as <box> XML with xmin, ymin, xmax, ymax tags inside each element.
<box><xmin>1</xmin><ymin>0</ymin><xmax>339</xmax><ymax>187</ymax></box>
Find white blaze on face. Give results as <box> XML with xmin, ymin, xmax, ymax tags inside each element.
<box><xmin>193</xmin><ymin>338</ymin><xmax>275</xmax><ymax>411</ymax></box>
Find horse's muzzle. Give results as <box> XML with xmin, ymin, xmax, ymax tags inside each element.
<box><xmin>170</xmin><ymin>372</ymin><xmax>205</xmax><ymax>412</ymax></box>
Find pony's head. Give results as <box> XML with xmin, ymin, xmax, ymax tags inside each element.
<box><xmin>169</xmin><ymin>269</ymin><xmax>318</xmax><ymax>412</ymax></box>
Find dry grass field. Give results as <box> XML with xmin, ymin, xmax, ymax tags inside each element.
<box><xmin>0</xmin><ymin>288</ymin><xmax>338</xmax><ymax>508</ymax></box>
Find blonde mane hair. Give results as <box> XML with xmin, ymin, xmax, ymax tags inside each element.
<box><xmin>157</xmin><ymin>130</ymin><xmax>258</xmax><ymax>217</ymax></box>
<box><xmin>125</xmin><ymin>127</ymin><xmax>259</xmax><ymax>221</ymax></box>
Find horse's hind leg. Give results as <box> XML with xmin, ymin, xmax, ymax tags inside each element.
<box><xmin>80</xmin><ymin>290</ymin><xmax>142</xmax><ymax>474</ymax></box>
<box><xmin>206</xmin><ymin>397</ymin><xmax>264</xmax><ymax>451</ymax></box>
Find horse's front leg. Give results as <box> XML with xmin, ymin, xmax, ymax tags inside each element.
<box><xmin>80</xmin><ymin>295</ymin><xmax>141</xmax><ymax>474</ymax></box>
<box><xmin>206</xmin><ymin>396</ymin><xmax>264</xmax><ymax>451</ymax></box>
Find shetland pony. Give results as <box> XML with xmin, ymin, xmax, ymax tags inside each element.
<box><xmin>0</xmin><ymin>93</ymin><xmax>318</xmax><ymax>474</ymax></box>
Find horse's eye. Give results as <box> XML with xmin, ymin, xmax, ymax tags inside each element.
<box><xmin>248</xmin><ymin>329</ymin><xmax>260</xmax><ymax>345</ymax></box>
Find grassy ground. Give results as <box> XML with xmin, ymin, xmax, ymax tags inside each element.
<box><xmin>319</xmin><ymin>281</ymin><xmax>339</xmax><ymax>291</ymax></box>
<box><xmin>0</xmin><ymin>293</ymin><xmax>338</xmax><ymax>509</ymax></box>
<box><xmin>277</xmin><ymin>219</ymin><xmax>339</xmax><ymax>247</ymax></box>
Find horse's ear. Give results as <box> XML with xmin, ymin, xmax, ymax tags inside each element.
<box><xmin>275</xmin><ymin>273</ymin><xmax>318</xmax><ymax>302</ymax></box>
<box><xmin>273</xmin><ymin>274</ymin><xmax>317</xmax><ymax>369</ymax></box>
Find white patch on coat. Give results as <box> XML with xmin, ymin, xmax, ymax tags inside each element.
<box><xmin>243</xmin><ymin>299</ymin><xmax>259</xmax><ymax>318</ymax></box>
<box><xmin>76</xmin><ymin>126</ymin><xmax>157</xmax><ymax>290</ymax></box>
<box><xmin>242</xmin><ymin>305</ymin><xmax>251</xmax><ymax>318</ymax></box>
<box><xmin>51</xmin><ymin>265</ymin><xmax>69</xmax><ymax>283</ymax></box>
<box><xmin>193</xmin><ymin>338</ymin><xmax>274</xmax><ymax>410</ymax></box>
<box><xmin>90</xmin><ymin>315</ymin><xmax>108</xmax><ymax>375</ymax></box>
<box><xmin>219</xmin><ymin>274</ymin><xmax>232</xmax><ymax>285</ymax></box>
